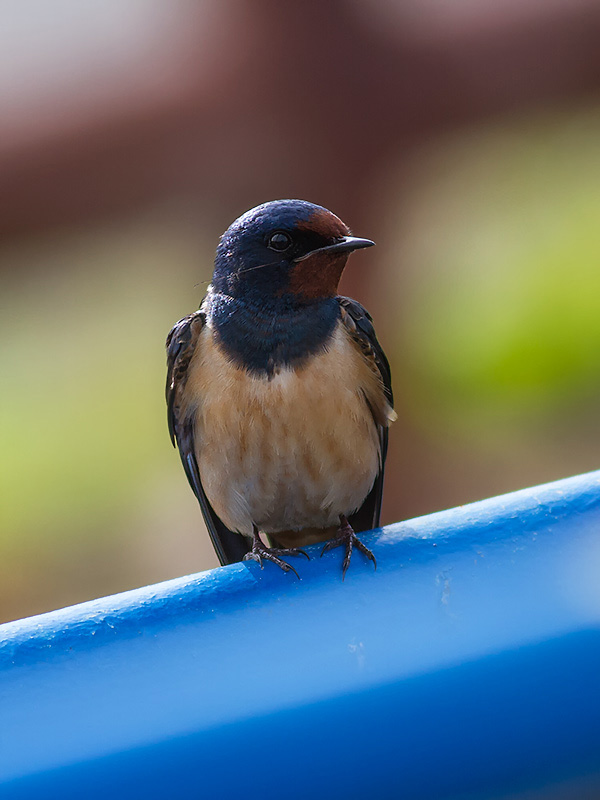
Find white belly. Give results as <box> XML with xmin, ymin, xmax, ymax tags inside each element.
<box><xmin>184</xmin><ymin>322</ymin><xmax>384</xmax><ymax>535</ymax></box>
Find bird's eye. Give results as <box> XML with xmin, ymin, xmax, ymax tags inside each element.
<box><xmin>267</xmin><ymin>231</ymin><xmax>293</xmax><ymax>252</ymax></box>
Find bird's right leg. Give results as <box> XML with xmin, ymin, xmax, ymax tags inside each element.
<box><xmin>320</xmin><ymin>514</ymin><xmax>377</xmax><ymax>579</ymax></box>
<box><xmin>243</xmin><ymin>525</ymin><xmax>309</xmax><ymax>578</ymax></box>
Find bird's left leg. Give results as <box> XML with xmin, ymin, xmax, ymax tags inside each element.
<box><xmin>320</xmin><ymin>515</ymin><xmax>377</xmax><ymax>579</ymax></box>
<box><xmin>243</xmin><ymin>525</ymin><xmax>309</xmax><ymax>578</ymax></box>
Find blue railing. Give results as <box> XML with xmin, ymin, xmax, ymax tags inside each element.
<box><xmin>2</xmin><ymin>471</ymin><xmax>600</xmax><ymax>799</ymax></box>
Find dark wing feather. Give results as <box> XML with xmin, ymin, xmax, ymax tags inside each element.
<box><xmin>166</xmin><ymin>312</ymin><xmax>251</xmax><ymax>565</ymax></box>
<box><xmin>337</xmin><ymin>296</ymin><xmax>394</xmax><ymax>534</ymax></box>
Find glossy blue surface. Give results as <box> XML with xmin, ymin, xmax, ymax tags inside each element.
<box><xmin>2</xmin><ymin>472</ymin><xmax>600</xmax><ymax>799</ymax></box>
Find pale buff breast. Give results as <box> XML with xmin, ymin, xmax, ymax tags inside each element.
<box><xmin>181</xmin><ymin>320</ymin><xmax>393</xmax><ymax>536</ymax></box>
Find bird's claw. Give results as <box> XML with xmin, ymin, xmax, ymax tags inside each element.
<box><xmin>243</xmin><ymin>537</ymin><xmax>308</xmax><ymax>578</ymax></box>
<box><xmin>276</xmin><ymin>547</ymin><xmax>310</xmax><ymax>560</ymax></box>
<box><xmin>320</xmin><ymin>517</ymin><xmax>377</xmax><ymax>579</ymax></box>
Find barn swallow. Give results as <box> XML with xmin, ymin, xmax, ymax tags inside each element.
<box><xmin>166</xmin><ymin>199</ymin><xmax>395</xmax><ymax>578</ymax></box>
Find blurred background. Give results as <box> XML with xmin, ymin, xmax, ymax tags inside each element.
<box><xmin>2</xmin><ymin>0</ymin><xmax>600</xmax><ymax>623</ymax></box>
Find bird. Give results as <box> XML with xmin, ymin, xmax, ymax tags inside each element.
<box><xmin>166</xmin><ymin>199</ymin><xmax>395</xmax><ymax>578</ymax></box>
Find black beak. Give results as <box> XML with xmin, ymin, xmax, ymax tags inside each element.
<box><xmin>294</xmin><ymin>236</ymin><xmax>375</xmax><ymax>262</ymax></box>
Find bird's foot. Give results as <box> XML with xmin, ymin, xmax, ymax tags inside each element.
<box><xmin>320</xmin><ymin>515</ymin><xmax>377</xmax><ymax>579</ymax></box>
<box><xmin>243</xmin><ymin>528</ymin><xmax>309</xmax><ymax>578</ymax></box>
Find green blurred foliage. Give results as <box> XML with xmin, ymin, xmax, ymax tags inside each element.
<box><xmin>0</xmin><ymin>218</ymin><xmax>216</xmax><ymax>619</ymax></box>
<box><xmin>395</xmin><ymin>109</ymin><xmax>600</xmax><ymax>438</ymax></box>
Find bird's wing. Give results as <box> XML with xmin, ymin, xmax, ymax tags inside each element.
<box><xmin>337</xmin><ymin>296</ymin><xmax>395</xmax><ymax>533</ymax></box>
<box><xmin>166</xmin><ymin>311</ymin><xmax>251</xmax><ymax>565</ymax></box>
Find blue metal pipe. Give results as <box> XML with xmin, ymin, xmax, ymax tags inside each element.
<box><xmin>2</xmin><ymin>471</ymin><xmax>600</xmax><ymax>799</ymax></box>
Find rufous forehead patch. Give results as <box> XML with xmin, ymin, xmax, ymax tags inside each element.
<box><xmin>297</xmin><ymin>208</ymin><xmax>350</xmax><ymax>239</ymax></box>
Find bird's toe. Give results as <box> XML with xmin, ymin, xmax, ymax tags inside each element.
<box><xmin>321</xmin><ymin>516</ymin><xmax>377</xmax><ymax>579</ymax></box>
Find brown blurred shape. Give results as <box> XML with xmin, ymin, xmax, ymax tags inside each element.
<box><xmin>2</xmin><ymin>0</ymin><xmax>600</xmax><ymax>242</ymax></box>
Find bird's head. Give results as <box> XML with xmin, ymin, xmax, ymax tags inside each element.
<box><xmin>212</xmin><ymin>200</ymin><xmax>374</xmax><ymax>304</ymax></box>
